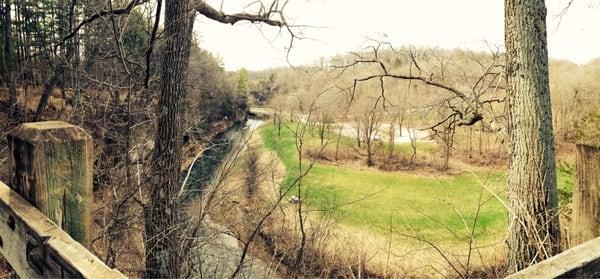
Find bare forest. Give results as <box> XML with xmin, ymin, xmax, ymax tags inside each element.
<box><xmin>0</xmin><ymin>0</ymin><xmax>599</xmax><ymax>278</ymax></box>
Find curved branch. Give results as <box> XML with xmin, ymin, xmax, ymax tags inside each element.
<box><xmin>194</xmin><ymin>0</ymin><xmax>284</xmax><ymax>27</ymax></box>
<box><xmin>57</xmin><ymin>0</ymin><xmax>148</xmax><ymax>50</ymax></box>
<box><xmin>355</xmin><ymin>73</ymin><xmax>469</xmax><ymax>100</ymax></box>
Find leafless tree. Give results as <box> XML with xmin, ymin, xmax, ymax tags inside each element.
<box><xmin>333</xmin><ymin>40</ymin><xmax>506</xmax><ymax>167</ymax></box>
<box><xmin>356</xmin><ymin>104</ymin><xmax>384</xmax><ymax>167</ymax></box>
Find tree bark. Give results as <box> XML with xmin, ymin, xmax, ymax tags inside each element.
<box><xmin>143</xmin><ymin>0</ymin><xmax>195</xmax><ymax>277</ymax></box>
<box><xmin>505</xmin><ymin>0</ymin><xmax>560</xmax><ymax>272</ymax></box>
<box><xmin>571</xmin><ymin>144</ymin><xmax>600</xmax><ymax>246</ymax></box>
<box><xmin>2</xmin><ymin>0</ymin><xmax>17</xmax><ymax>117</ymax></box>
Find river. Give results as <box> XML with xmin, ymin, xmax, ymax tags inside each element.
<box><xmin>252</xmin><ymin>107</ymin><xmax>432</xmax><ymax>143</ymax></box>
<box><xmin>182</xmin><ymin>118</ymin><xmax>264</xmax><ymax>199</ymax></box>
<box><xmin>186</xmin><ymin>117</ymin><xmax>275</xmax><ymax>278</ymax></box>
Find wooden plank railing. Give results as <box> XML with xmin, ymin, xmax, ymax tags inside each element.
<box><xmin>0</xmin><ymin>180</ymin><xmax>124</xmax><ymax>278</ymax></box>
<box><xmin>507</xmin><ymin>237</ymin><xmax>600</xmax><ymax>278</ymax></box>
<box><xmin>0</xmin><ymin>121</ymin><xmax>124</xmax><ymax>278</ymax></box>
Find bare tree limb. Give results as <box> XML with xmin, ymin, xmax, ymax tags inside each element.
<box><xmin>144</xmin><ymin>0</ymin><xmax>162</xmax><ymax>89</ymax></box>
<box><xmin>194</xmin><ymin>0</ymin><xmax>284</xmax><ymax>27</ymax></box>
<box><xmin>57</xmin><ymin>0</ymin><xmax>149</xmax><ymax>50</ymax></box>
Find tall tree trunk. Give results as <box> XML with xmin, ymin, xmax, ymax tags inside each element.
<box><xmin>2</xmin><ymin>0</ymin><xmax>17</xmax><ymax>117</ymax></box>
<box><xmin>144</xmin><ymin>0</ymin><xmax>195</xmax><ymax>277</ymax></box>
<box><xmin>505</xmin><ymin>0</ymin><xmax>560</xmax><ymax>272</ymax></box>
<box><xmin>59</xmin><ymin>0</ymin><xmax>78</xmax><ymax>103</ymax></box>
<box><xmin>67</xmin><ymin>0</ymin><xmax>79</xmax><ymax>94</ymax></box>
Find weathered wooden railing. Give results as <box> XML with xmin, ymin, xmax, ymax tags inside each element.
<box><xmin>0</xmin><ymin>121</ymin><xmax>124</xmax><ymax>278</ymax></box>
<box><xmin>509</xmin><ymin>143</ymin><xmax>600</xmax><ymax>278</ymax></box>
<box><xmin>507</xmin><ymin>237</ymin><xmax>600</xmax><ymax>278</ymax></box>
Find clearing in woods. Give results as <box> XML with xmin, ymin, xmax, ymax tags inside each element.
<box><xmin>260</xmin><ymin>121</ymin><xmax>573</xmax><ymax>246</ymax></box>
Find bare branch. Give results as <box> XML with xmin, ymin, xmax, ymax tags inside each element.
<box><xmin>194</xmin><ymin>0</ymin><xmax>284</xmax><ymax>27</ymax></box>
<box><xmin>58</xmin><ymin>0</ymin><xmax>148</xmax><ymax>50</ymax></box>
<box><xmin>144</xmin><ymin>0</ymin><xmax>162</xmax><ymax>89</ymax></box>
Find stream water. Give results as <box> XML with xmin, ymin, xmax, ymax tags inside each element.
<box><xmin>186</xmin><ymin>117</ymin><xmax>274</xmax><ymax>278</ymax></box>
<box><xmin>182</xmin><ymin>118</ymin><xmax>264</xmax><ymax>199</ymax></box>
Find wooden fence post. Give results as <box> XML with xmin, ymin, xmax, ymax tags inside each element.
<box><xmin>7</xmin><ymin>121</ymin><xmax>93</xmax><ymax>248</ymax></box>
<box><xmin>572</xmin><ymin>143</ymin><xmax>600</xmax><ymax>246</ymax></box>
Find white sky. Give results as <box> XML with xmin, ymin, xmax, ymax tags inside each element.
<box><xmin>193</xmin><ymin>0</ymin><xmax>600</xmax><ymax>71</ymax></box>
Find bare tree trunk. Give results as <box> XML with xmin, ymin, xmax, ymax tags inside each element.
<box><xmin>505</xmin><ymin>0</ymin><xmax>560</xmax><ymax>272</ymax></box>
<box><xmin>408</xmin><ymin>127</ymin><xmax>417</xmax><ymax>164</ymax></box>
<box><xmin>571</xmin><ymin>144</ymin><xmax>600</xmax><ymax>246</ymax></box>
<box><xmin>443</xmin><ymin>127</ymin><xmax>453</xmax><ymax>170</ymax></box>
<box><xmin>398</xmin><ymin>108</ymin><xmax>406</xmax><ymax>137</ymax></box>
<box><xmin>444</xmin><ymin>144</ymin><xmax>450</xmax><ymax>170</ymax></box>
<box><xmin>34</xmin><ymin>69</ymin><xmax>59</xmax><ymax>121</ymax></box>
<box><xmin>479</xmin><ymin>126</ymin><xmax>483</xmax><ymax>155</ymax></box>
<box><xmin>277</xmin><ymin>114</ymin><xmax>282</xmax><ymax>137</ymax></box>
<box><xmin>367</xmin><ymin>140</ymin><xmax>373</xmax><ymax>166</ymax></box>
<box><xmin>468</xmin><ymin>127</ymin><xmax>473</xmax><ymax>159</ymax></box>
<box><xmin>436</xmin><ymin>124</ymin><xmax>454</xmax><ymax>171</ymax></box>
<box><xmin>354</xmin><ymin>120</ymin><xmax>362</xmax><ymax>148</ymax></box>
<box><xmin>2</xmin><ymin>0</ymin><xmax>17</xmax><ymax>118</ymax></box>
<box><xmin>59</xmin><ymin>0</ymin><xmax>78</xmax><ymax>105</ymax></box>
<box><xmin>144</xmin><ymin>0</ymin><xmax>195</xmax><ymax>277</ymax></box>
<box><xmin>388</xmin><ymin>122</ymin><xmax>395</xmax><ymax>158</ymax></box>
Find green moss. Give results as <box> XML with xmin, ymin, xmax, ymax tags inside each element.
<box><xmin>557</xmin><ymin>161</ymin><xmax>575</xmax><ymax>206</ymax></box>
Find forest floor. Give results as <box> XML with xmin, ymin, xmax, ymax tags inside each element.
<box><xmin>256</xmin><ymin>120</ymin><xmax>575</xmax><ymax>277</ymax></box>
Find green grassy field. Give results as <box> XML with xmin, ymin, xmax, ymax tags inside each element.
<box><xmin>260</xmin><ymin>121</ymin><xmax>573</xmax><ymax>244</ymax></box>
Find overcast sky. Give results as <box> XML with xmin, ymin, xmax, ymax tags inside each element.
<box><xmin>193</xmin><ymin>0</ymin><xmax>600</xmax><ymax>71</ymax></box>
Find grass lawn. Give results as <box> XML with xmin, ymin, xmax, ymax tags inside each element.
<box><xmin>260</xmin><ymin>121</ymin><xmax>573</xmax><ymax>245</ymax></box>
